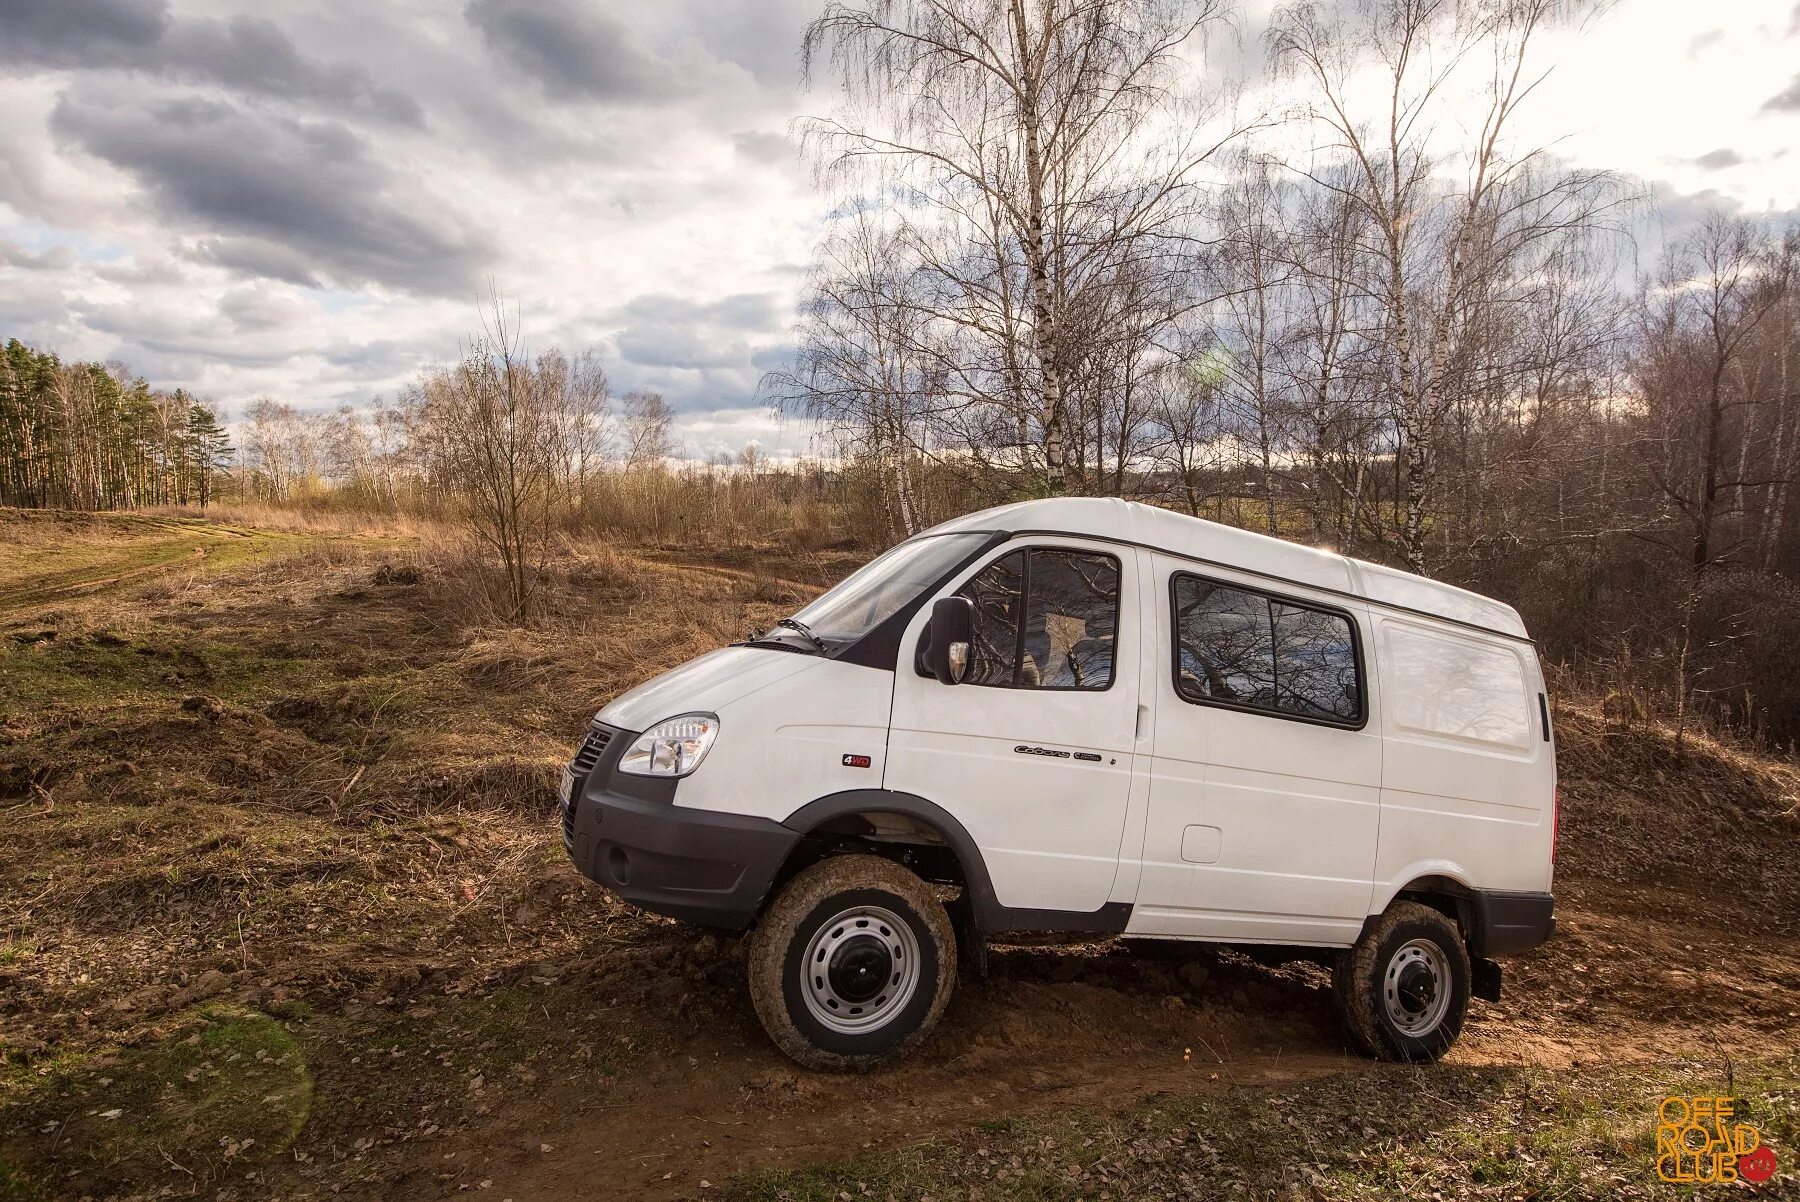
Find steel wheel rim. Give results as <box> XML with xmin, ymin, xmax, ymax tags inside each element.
<box><xmin>1382</xmin><ymin>938</ymin><xmax>1452</xmax><ymax>1036</ymax></box>
<box><xmin>800</xmin><ymin>904</ymin><xmax>920</xmax><ymax>1035</ymax></box>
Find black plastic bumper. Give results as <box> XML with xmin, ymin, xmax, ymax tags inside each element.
<box><xmin>561</xmin><ymin>726</ymin><xmax>798</xmax><ymax>930</ymax></box>
<box><xmin>1470</xmin><ymin>888</ymin><xmax>1556</xmax><ymax>957</ymax></box>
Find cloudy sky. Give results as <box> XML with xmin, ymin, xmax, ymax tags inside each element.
<box><xmin>2</xmin><ymin>0</ymin><xmax>1797</xmax><ymax>463</ymax></box>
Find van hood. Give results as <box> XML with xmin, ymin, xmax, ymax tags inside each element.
<box><xmin>596</xmin><ymin>646</ymin><xmax>821</xmax><ymax>732</ymax></box>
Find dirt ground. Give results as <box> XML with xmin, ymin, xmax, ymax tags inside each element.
<box><xmin>1</xmin><ymin>511</ymin><xmax>1796</xmax><ymax>1201</ymax></box>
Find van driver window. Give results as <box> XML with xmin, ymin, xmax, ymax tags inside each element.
<box><xmin>958</xmin><ymin>549</ymin><xmax>1119</xmax><ymax>689</ymax></box>
<box><xmin>1172</xmin><ymin>576</ymin><xmax>1361</xmax><ymax>723</ymax></box>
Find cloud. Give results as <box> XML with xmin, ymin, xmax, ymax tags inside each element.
<box><xmin>49</xmin><ymin>93</ymin><xmax>492</xmax><ymax>295</ymax></box>
<box><xmin>1642</xmin><ymin>180</ymin><xmax>1744</xmax><ymax>258</ymax></box>
<box><xmin>1686</xmin><ymin>29</ymin><xmax>1724</xmax><ymax>56</ymax></box>
<box><xmin>617</xmin><ymin>325</ymin><xmax>747</xmax><ymax>369</ymax></box>
<box><xmin>732</xmin><ymin>130</ymin><xmax>792</xmax><ymax>166</ymax></box>
<box><xmin>612</xmin><ymin>291</ymin><xmax>784</xmax><ymax>369</ymax></box>
<box><xmin>617</xmin><ymin>291</ymin><xmax>780</xmax><ymax>330</ymax></box>
<box><xmin>0</xmin><ymin>0</ymin><xmax>170</xmax><ymax>66</ymax></box>
<box><xmin>217</xmin><ymin>286</ymin><xmax>305</xmax><ymax>333</ymax></box>
<box><xmin>687</xmin><ymin>0</ymin><xmax>815</xmax><ymax>87</ymax></box>
<box><xmin>465</xmin><ymin>0</ymin><xmax>724</xmax><ymax>104</ymax></box>
<box><xmin>1763</xmin><ymin>72</ymin><xmax>1800</xmax><ymax>112</ymax></box>
<box><xmin>0</xmin><ymin>0</ymin><xmax>423</xmax><ymax>126</ymax></box>
<box><xmin>750</xmin><ymin>345</ymin><xmax>794</xmax><ymax>372</ymax></box>
<box><xmin>192</xmin><ymin>236</ymin><xmax>326</xmax><ymax>290</ymax></box>
<box><xmin>673</xmin><ymin>405</ymin><xmax>819</xmax><ymax>464</ymax></box>
<box><xmin>0</xmin><ymin>240</ymin><xmax>76</xmax><ymax>271</ymax></box>
<box><xmin>159</xmin><ymin>15</ymin><xmax>425</xmax><ymax>126</ymax></box>
<box><xmin>1692</xmin><ymin>147</ymin><xmax>1744</xmax><ymax>169</ymax></box>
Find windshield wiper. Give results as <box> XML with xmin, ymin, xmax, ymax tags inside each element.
<box><xmin>773</xmin><ymin>616</ymin><xmax>828</xmax><ymax>653</ymax></box>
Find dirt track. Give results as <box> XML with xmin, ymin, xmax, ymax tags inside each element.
<box><xmin>373</xmin><ymin>878</ymin><xmax>1800</xmax><ymax>1200</ymax></box>
<box><xmin>2</xmin><ymin>515</ymin><xmax>1796</xmax><ymax>1200</ymax></box>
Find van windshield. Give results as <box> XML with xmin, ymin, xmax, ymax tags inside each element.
<box><xmin>758</xmin><ymin>532</ymin><xmax>991</xmax><ymax>653</ymax></box>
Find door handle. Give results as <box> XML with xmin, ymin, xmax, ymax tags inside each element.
<box><xmin>1135</xmin><ymin>704</ymin><xmax>1149</xmax><ymax>741</ymax></box>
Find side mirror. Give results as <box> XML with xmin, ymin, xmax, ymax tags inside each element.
<box><xmin>924</xmin><ymin>596</ymin><xmax>973</xmax><ymax>685</ymax></box>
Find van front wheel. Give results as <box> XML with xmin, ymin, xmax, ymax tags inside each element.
<box><xmin>1333</xmin><ymin>901</ymin><xmax>1470</xmax><ymax>1063</ymax></box>
<box><xmin>748</xmin><ymin>855</ymin><xmax>956</xmax><ymax>1072</ymax></box>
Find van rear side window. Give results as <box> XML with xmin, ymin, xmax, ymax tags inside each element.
<box><xmin>1171</xmin><ymin>574</ymin><xmax>1362</xmax><ymax>725</ymax></box>
<box><xmin>1381</xmin><ymin>621</ymin><xmax>1532</xmax><ymax>749</ymax></box>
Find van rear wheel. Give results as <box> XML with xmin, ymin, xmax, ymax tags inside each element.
<box><xmin>748</xmin><ymin>855</ymin><xmax>956</xmax><ymax>1072</ymax></box>
<box><xmin>1333</xmin><ymin>901</ymin><xmax>1470</xmax><ymax>1063</ymax></box>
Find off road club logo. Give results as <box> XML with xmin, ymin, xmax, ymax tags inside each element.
<box><xmin>1657</xmin><ymin>1095</ymin><xmax>1777</xmax><ymax>1185</ymax></box>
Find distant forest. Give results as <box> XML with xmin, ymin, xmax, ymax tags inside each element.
<box><xmin>1</xmin><ymin>339</ymin><xmax>232</xmax><ymax>511</ymax></box>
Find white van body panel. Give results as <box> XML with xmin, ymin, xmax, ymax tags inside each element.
<box><xmin>658</xmin><ymin>656</ymin><xmax>896</xmax><ymax>820</ymax></box>
<box><xmin>600</xmin><ymin>646</ymin><xmax>819</xmax><ymax>733</ymax></box>
<box><xmin>1351</xmin><ymin>559</ymin><xmax>1529</xmax><ymax>639</ymax></box>
<box><xmin>1367</xmin><ymin>615</ymin><xmax>1557</xmax><ymax>903</ymax></box>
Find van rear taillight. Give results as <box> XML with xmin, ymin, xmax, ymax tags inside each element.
<box><xmin>1551</xmin><ymin>786</ymin><xmax>1559</xmax><ymax>862</ymax></box>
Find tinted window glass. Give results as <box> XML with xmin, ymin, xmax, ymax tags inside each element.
<box><xmin>962</xmin><ymin>551</ymin><xmax>1024</xmax><ymax>686</ymax></box>
<box><xmin>1024</xmin><ymin>550</ymin><xmax>1118</xmax><ymax>688</ymax></box>
<box><xmin>1172</xmin><ymin>575</ymin><xmax>1360</xmax><ymax>723</ymax></box>
<box><xmin>956</xmin><ymin>548</ymin><xmax>1118</xmax><ymax>689</ymax></box>
<box><xmin>1272</xmin><ymin>602</ymin><xmax>1360</xmax><ymax>721</ymax></box>
<box><xmin>1173</xmin><ymin>578</ymin><xmax>1274</xmax><ymax>705</ymax></box>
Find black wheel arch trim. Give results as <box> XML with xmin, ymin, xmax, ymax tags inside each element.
<box><xmin>783</xmin><ymin>789</ymin><xmax>1131</xmax><ymax>937</ymax></box>
<box><xmin>1367</xmin><ymin>879</ymin><xmax>1555</xmax><ymax>960</ymax></box>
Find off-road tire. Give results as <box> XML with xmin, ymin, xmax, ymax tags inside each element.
<box><xmin>748</xmin><ymin>855</ymin><xmax>956</xmax><ymax>1072</ymax></box>
<box><xmin>1333</xmin><ymin>901</ymin><xmax>1470</xmax><ymax>1063</ymax></box>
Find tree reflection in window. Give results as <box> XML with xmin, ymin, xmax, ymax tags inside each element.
<box><xmin>961</xmin><ymin>551</ymin><xmax>1024</xmax><ymax>687</ymax></box>
<box><xmin>956</xmin><ymin>549</ymin><xmax>1117</xmax><ymax>689</ymax></box>
<box><xmin>1173</xmin><ymin>576</ymin><xmax>1360</xmax><ymax>723</ymax></box>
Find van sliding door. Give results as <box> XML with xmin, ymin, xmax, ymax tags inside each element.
<box><xmin>1131</xmin><ymin>555</ymin><xmax>1382</xmax><ymax>945</ymax></box>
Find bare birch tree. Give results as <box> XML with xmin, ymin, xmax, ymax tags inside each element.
<box><xmin>620</xmin><ymin>390</ymin><xmax>677</xmax><ymax>472</ymax></box>
<box><xmin>802</xmin><ymin>0</ymin><xmax>1240</xmax><ymax>493</ymax></box>
<box><xmin>1270</xmin><ymin>0</ymin><xmax>1618</xmax><ymax>570</ymax></box>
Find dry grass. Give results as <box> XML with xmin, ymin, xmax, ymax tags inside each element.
<box><xmin>139</xmin><ymin>500</ymin><xmax>442</xmax><ymax>540</ymax></box>
<box><xmin>1549</xmin><ymin>694</ymin><xmax>1800</xmax><ymax>931</ymax></box>
<box><xmin>1</xmin><ymin>517</ymin><xmax>828</xmax><ymax>1197</ymax></box>
<box><xmin>730</xmin><ymin>1052</ymin><xmax>1800</xmax><ymax>1201</ymax></box>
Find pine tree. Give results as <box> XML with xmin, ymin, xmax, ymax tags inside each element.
<box><xmin>186</xmin><ymin>404</ymin><xmax>234</xmax><ymax>511</ymax></box>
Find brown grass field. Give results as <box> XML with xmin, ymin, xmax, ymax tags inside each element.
<box><xmin>0</xmin><ymin>509</ymin><xmax>1796</xmax><ymax>1201</ymax></box>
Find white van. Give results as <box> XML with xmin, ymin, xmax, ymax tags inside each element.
<box><xmin>561</xmin><ymin>499</ymin><xmax>1556</xmax><ymax>1070</ymax></box>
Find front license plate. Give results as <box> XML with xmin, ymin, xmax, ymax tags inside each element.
<box><xmin>558</xmin><ymin>767</ymin><xmax>576</xmax><ymax>809</ymax></box>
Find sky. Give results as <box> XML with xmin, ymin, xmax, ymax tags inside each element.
<box><xmin>1</xmin><ymin>0</ymin><xmax>1797</xmax><ymax>463</ymax></box>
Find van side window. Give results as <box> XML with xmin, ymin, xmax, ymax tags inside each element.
<box><xmin>1172</xmin><ymin>575</ymin><xmax>1361</xmax><ymax>724</ymax></box>
<box><xmin>958</xmin><ymin>548</ymin><xmax>1119</xmax><ymax>690</ymax></box>
<box><xmin>963</xmin><ymin>551</ymin><xmax>1025</xmax><ymax>686</ymax></box>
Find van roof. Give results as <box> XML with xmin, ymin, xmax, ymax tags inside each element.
<box><xmin>924</xmin><ymin>497</ymin><xmax>1529</xmax><ymax>641</ymax></box>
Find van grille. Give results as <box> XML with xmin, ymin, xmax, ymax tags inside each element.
<box><xmin>563</xmin><ymin>724</ymin><xmax>615</xmax><ymax>845</ymax></box>
<box><xmin>571</xmin><ymin>725</ymin><xmax>613</xmax><ymax>776</ymax></box>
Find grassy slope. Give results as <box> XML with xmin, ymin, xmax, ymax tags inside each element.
<box><xmin>0</xmin><ymin>514</ymin><xmax>853</xmax><ymax>1200</ymax></box>
<box><xmin>0</xmin><ymin>508</ymin><xmax>350</xmax><ymax>614</ymax></box>
<box><xmin>0</xmin><ymin>510</ymin><xmax>1796</xmax><ymax>1200</ymax></box>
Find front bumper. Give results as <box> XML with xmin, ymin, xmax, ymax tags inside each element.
<box><xmin>561</xmin><ymin>723</ymin><xmax>798</xmax><ymax>930</ymax></box>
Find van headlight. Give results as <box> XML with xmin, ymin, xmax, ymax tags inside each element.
<box><xmin>617</xmin><ymin>713</ymin><xmax>719</xmax><ymax>778</ymax></box>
